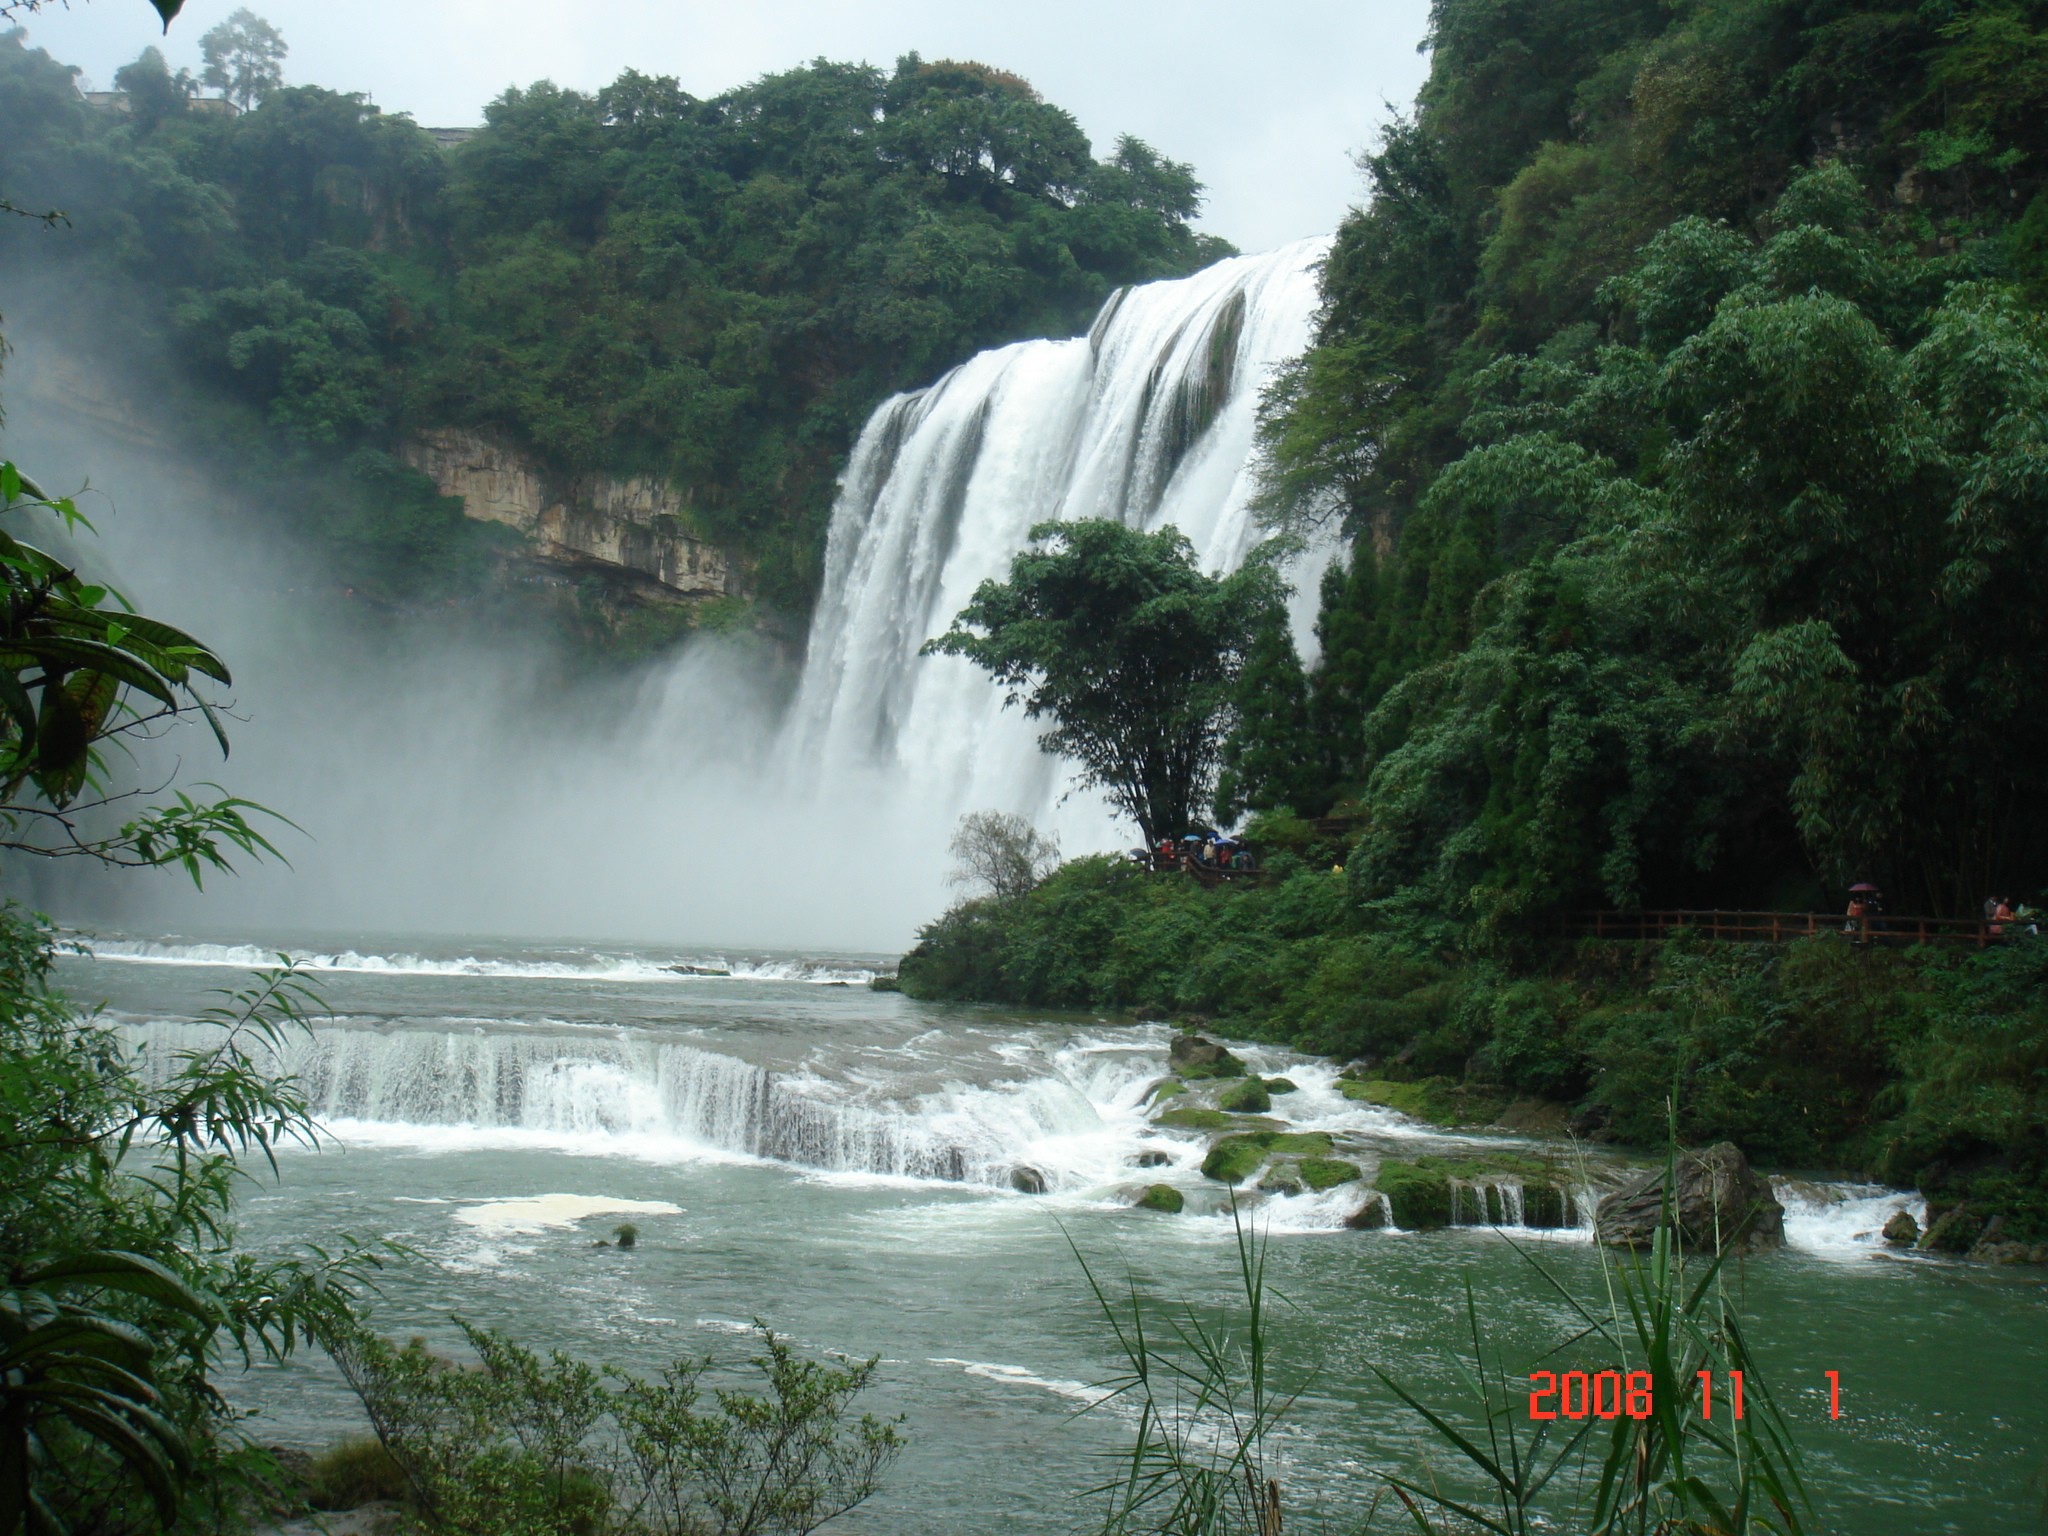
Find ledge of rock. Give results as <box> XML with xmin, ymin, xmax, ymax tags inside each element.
<box><xmin>403</xmin><ymin>428</ymin><xmax>737</xmax><ymax>605</ymax></box>
<box><xmin>1594</xmin><ymin>1143</ymin><xmax>1785</xmax><ymax>1253</ymax></box>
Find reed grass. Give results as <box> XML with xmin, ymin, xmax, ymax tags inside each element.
<box><xmin>1073</xmin><ymin>1128</ymin><xmax>1812</xmax><ymax>1536</ymax></box>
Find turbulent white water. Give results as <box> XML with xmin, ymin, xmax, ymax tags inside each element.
<box><xmin>129</xmin><ymin>1019</ymin><xmax>1173</xmax><ymax>1192</ymax></box>
<box><xmin>782</xmin><ymin>239</ymin><xmax>1333</xmax><ymax>852</ymax></box>
<box><xmin>80</xmin><ymin>938</ymin><xmax>878</xmax><ymax>985</ymax></box>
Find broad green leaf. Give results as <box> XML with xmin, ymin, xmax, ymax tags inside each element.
<box><xmin>18</xmin><ymin>1252</ymin><xmax>211</xmax><ymax>1316</ymax></box>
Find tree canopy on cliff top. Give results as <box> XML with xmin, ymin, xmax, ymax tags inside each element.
<box><xmin>0</xmin><ymin>31</ymin><xmax>1232</xmax><ymax>610</ymax></box>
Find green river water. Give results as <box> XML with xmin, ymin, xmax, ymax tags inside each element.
<box><xmin>69</xmin><ymin>930</ymin><xmax>2048</xmax><ymax>1534</ymax></box>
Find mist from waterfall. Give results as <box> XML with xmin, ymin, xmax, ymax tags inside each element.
<box><xmin>4</xmin><ymin>241</ymin><xmax>1329</xmax><ymax>949</ymax></box>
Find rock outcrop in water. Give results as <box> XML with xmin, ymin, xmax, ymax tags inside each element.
<box><xmin>1595</xmin><ymin>1143</ymin><xmax>1785</xmax><ymax>1253</ymax></box>
<box><xmin>1170</xmin><ymin>1034</ymin><xmax>1247</xmax><ymax>1080</ymax></box>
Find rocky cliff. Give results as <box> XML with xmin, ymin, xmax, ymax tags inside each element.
<box><xmin>402</xmin><ymin>429</ymin><xmax>737</xmax><ymax>606</ymax></box>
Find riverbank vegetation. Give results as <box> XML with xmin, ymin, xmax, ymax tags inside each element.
<box><xmin>0</xmin><ymin>20</ymin><xmax>1229</xmax><ymax>619</ymax></box>
<box><xmin>899</xmin><ymin>849</ymin><xmax>2048</xmax><ymax>1253</ymax></box>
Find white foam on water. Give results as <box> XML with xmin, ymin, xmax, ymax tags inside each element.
<box><xmin>1775</xmin><ymin>1179</ymin><xmax>1924</xmax><ymax>1261</ymax></box>
<box><xmin>453</xmin><ymin>1193</ymin><xmax>683</xmax><ymax>1235</ymax></box>
<box><xmin>927</xmin><ymin>1358</ymin><xmax>1115</xmax><ymax>1411</ymax></box>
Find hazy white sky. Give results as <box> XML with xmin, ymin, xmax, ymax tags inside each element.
<box><xmin>18</xmin><ymin>0</ymin><xmax>1434</xmax><ymax>250</ymax></box>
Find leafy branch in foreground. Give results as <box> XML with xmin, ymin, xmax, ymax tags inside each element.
<box><xmin>0</xmin><ymin>460</ymin><xmax>291</xmax><ymax>882</ymax></box>
<box><xmin>0</xmin><ymin>937</ymin><xmax>391</xmax><ymax>1533</ymax></box>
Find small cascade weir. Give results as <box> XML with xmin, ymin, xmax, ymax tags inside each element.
<box><xmin>1442</xmin><ymin>1177</ymin><xmax>1595</xmax><ymax>1231</ymax></box>
<box><xmin>779</xmin><ymin>240</ymin><xmax>1332</xmax><ymax>851</ymax></box>
<box><xmin>126</xmin><ymin>1021</ymin><xmax>1121</xmax><ymax>1190</ymax></box>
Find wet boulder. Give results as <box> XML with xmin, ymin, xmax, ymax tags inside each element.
<box><xmin>1010</xmin><ymin>1166</ymin><xmax>1049</xmax><ymax>1195</ymax></box>
<box><xmin>1594</xmin><ymin>1143</ymin><xmax>1784</xmax><ymax>1253</ymax></box>
<box><xmin>1918</xmin><ymin>1203</ymin><xmax>1982</xmax><ymax>1253</ymax></box>
<box><xmin>1344</xmin><ymin>1194</ymin><xmax>1389</xmax><ymax>1230</ymax></box>
<box><xmin>1372</xmin><ymin>1159</ymin><xmax>1453</xmax><ymax>1228</ymax></box>
<box><xmin>1299</xmin><ymin>1157</ymin><xmax>1360</xmax><ymax>1192</ymax></box>
<box><xmin>1258</xmin><ymin>1166</ymin><xmax>1305</xmax><ymax>1196</ymax></box>
<box><xmin>1134</xmin><ymin>1183</ymin><xmax>1185</xmax><ymax>1214</ymax></box>
<box><xmin>1881</xmin><ymin>1209</ymin><xmax>1920</xmax><ymax>1246</ymax></box>
<box><xmin>1132</xmin><ymin>1149</ymin><xmax>1172</xmax><ymax>1168</ymax></box>
<box><xmin>1217</xmin><ymin>1077</ymin><xmax>1272</xmax><ymax>1114</ymax></box>
<box><xmin>1170</xmin><ymin>1033</ymin><xmax>1247</xmax><ymax>1080</ymax></box>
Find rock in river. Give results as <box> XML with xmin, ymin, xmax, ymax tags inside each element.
<box><xmin>1010</xmin><ymin>1166</ymin><xmax>1048</xmax><ymax>1195</ymax></box>
<box><xmin>1594</xmin><ymin>1143</ymin><xmax>1784</xmax><ymax>1253</ymax></box>
<box><xmin>1169</xmin><ymin>1033</ymin><xmax>1247</xmax><ymax>1079</ymax></box>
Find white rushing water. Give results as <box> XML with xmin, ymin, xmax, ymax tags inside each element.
<box><xmin>780</xmin><ymin>238</ymin><xmax>1333</xmax><ymax>853</ymax></box>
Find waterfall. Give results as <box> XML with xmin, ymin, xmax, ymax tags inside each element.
<box><xmin>126</xmin><ymin>1020</ymin><xmax>1155</xmax><ymax>1191</ymax></box>
<box><xmin>780</xmin><ymin>239</ymin><xmax>1332</xmax><ymax>853</ymax></box>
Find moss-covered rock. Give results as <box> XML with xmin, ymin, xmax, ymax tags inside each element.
<box><xmin>1921</xmin><ymin>1204</ymin><xmax>1986</xmax><ymax>1253</ymax></box>
<box><xmin>1170</xmin><ymin>1034</ymin><xmax>1248</xmax><ymax>1079</ymax></box>
<box><xmin>1134</xmin><ymin>1183</ymin><xmax>1185</xmax><ymax>1214</ymax></box>
<box><xmin>1201</xmin><ymin>1131</ymin><xmax>1333</xmax><ymax>1184</ymax></box>
<box><xmin>1217</xmin><ymin>1077</ymin><xmax>1272</xmax><ymax>1114</ymax></box>
<box><xmin>1149</xmin><ymin>1078</ymin><xmax>1186</xmax><ymax>1103</ymax></box>
<box><xmin>867</xmin><ymin>973</ymin><xmax>902</xmax><ymax>992</ymax></box>
<box><xmin>1155</xmin><ymin>1106</ymin><xmax>1236</xmax><ymax>1131</ymax></box>
<box><xmin>1299</xmin><ymin>1157</ymin><xmax>1361</xmax><ymax>1192</ymax></box>
<box><xmin>1264</xmin><ymin>1077</ymin><xmax>1299</xmax><ymax>1095</ymax></box>
<box><xmin>1176</xmin><ymin>1059</ymin><xmax>1248</xmax><ymax>1081</ymax></box>
<box><xmin>1373</xmin><ymin>1158</ymin><xmax>1454</xmax><ymax>1227</ymax></box>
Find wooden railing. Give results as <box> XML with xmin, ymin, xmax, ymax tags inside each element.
<box><xmin>1552</xmin><ymin>909</ymin><xmax>2012</xmax><ymax>947</ymax></box>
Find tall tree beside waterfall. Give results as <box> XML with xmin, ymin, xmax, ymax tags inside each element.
<box><xmin>925</xmin><ymin>521</ymin><xmax>1281</xmax><ymax>846</ymax></box>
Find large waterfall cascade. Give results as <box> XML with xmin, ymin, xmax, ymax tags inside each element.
<box><xmin>780</xmin><ymin>239</ymin><xmax>1334</xmax><ymax>855</ymax></box>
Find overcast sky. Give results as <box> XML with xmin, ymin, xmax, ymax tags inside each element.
<box><xmin>18</xmin><ymin>0</ymin><xmax>1434</xmax><ymax>250</ymax></box>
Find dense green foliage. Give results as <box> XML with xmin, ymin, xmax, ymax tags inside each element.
<box><xmin>1236</xmin><ymin>0</ymin><xmax>2048</xmax><ymax>925</ymax></box>
<box><xmin>926</xmin><ymin>521</ymin><xmax>1282</xmax><ymax>845</ymax></box>
<box><xmin>329</xmin><ymin>1319</ymin><xmax>902</xmax><ymax>1536</ymax></box>
<box><xmin>900</xmin><ymin>855</ymin><xmax>2048</xmax><ymax>1245</ymax></box>
<box><xmin>0</xmin><ymin>27</ymin><xmax>1229</xmax><ymax>614</ymax></box>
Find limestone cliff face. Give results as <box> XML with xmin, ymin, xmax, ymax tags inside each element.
<box><xmin>403</xmin><ymin>428</ymin><xmax>735</xmax><ymax>604</ymax></box>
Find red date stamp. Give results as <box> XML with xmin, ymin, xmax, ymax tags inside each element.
<box><xmin>1527</xmin><ymin>1370</ymin><xmax>1842</xmax><ymax>1421</ymax></box>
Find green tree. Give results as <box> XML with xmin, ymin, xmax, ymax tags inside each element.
<box><xmin>198</xmin><ymin>7</ymin><xmax>285</xmax><ymax>111</ymax></box>
<box><xmin>111</xmin><ymin>46</ymin><xmax>193</xmax><ymax>130</ymax></box>
<box><xmin>924</xmin><ymin>521</ymin><xmax>1277</xmax><ymax>846</ymax></box>
<box><xmin>1213</xmin><ymin>596</ymin><xmax>1319</xmax><ymax>822</ymax></box>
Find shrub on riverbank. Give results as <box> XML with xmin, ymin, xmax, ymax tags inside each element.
<box><xmin>898</xmin><ymin>858</ymin><xmax>2048</xmax><ymax>1241</ymax></box>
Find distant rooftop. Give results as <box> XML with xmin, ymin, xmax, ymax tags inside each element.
<box><xmin>424</xmin><ymin>127</ymin><xmax>477</xmax><ymax>148</ymax></box>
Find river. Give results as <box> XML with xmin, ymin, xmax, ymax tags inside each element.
<box><xmin>69</xmin><ymin>929</ymin><xmax>2048</xmax><ymax>1535</ymax></box>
